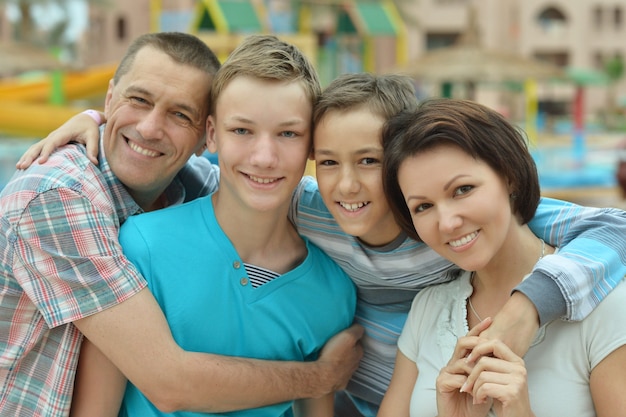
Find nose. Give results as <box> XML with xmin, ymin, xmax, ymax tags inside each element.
<box><xmin>338</xmin><ymin>166</ymin><xmax>360</xmax><ymax>195</ymax></box>
<box><xmin>249</xmin><ymin>133</ymin><xmax>278</xmax><ymax>168</ymax></box>
<box><xmin>437</xmin><ymin>204</ymin><xmax>463</xmax><ymax>234</ymax></box>
<box><xmin>135</xmin><ymin>109</ymin><xmax>165</xmax><ymax>140</ymax></box>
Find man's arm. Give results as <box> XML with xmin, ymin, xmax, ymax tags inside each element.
<box><xmin>70</xmin><ymin>339</ymin><xmax>127</xmax><ymax>417</ymax></box>
<box><xmin>16</xmin><ymin>188</ymin><xmax>362</xmax><ymax>414</ymax></box>
<box><xmin>74</xmin><ymin>293</ymin><xmax>363</xmax><ymax>413</ymax></box>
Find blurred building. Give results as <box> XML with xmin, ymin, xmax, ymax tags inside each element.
<box><xmin>404</xmin><ymin>0</ymin><xmax>626</xmax><ymax>124</ymax></box>
<box><xmin>2</xmin><ymin>0</ymin><xmax>626</xmax><ymax>120</ymax></box>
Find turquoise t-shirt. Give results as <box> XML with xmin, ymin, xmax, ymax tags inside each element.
<box><xmin>118</xmin><ymin>193</ymin><xmax>356</xmax><ymax>417</ymax></box>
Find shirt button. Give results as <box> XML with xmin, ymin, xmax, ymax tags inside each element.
<box><xmin>240</xmin><ymin>277</ymin><xmax>249</xmax><ymax>286</ymax></box>
<box><xmin>233</xmin><ymin>261</ymin><xmax>241</xmax><ymax>269</ymax></box>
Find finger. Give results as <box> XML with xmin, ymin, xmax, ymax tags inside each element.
<box><xmin>449</xmin><ymin>335</ymin><xmax>484</xmax><ymax>364</ymax></box>
<box><xmin>466</xmin><ymin>317</ymin><xmax>492</xmax><ymax>337</ymax></box>
<box><xmin>85</xmin><ymin>132</ymin><xmax>101</xmax><ymax>165</ymax></box>
<box><xmin>86</xmin><ymin>144</ymin><xmax>100</xmax><ymax>165</ymax></box>
<box><xmin>468</xmin><ymin>339</ymin><xmax>523</xmax><ymax>364</ymax></box>
<box><xmin>464</xmin><ymin>344</ymin><xmax>525</xmax><ymax>394</ymax></box>
<box><xmin>15</xmin><ymin>141</ymin><xmax>46</xmax><ymax>169</ymax></box>
<box><xmin>437</xmin><ymin>368</ymin><xmax>468</xmax><ymax>393</ymax></box>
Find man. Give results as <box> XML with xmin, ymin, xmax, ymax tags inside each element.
<box><xmin>0</xmin><ymin>32</ymin><xmax>362</xmax><ymax>417</ymax></box>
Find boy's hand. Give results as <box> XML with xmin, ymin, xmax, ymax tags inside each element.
<box><xmin>16</xmin><ymin>111</ymin><xmax>104</xmax><ymax>169</ymax></box>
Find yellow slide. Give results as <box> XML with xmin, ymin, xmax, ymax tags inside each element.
<box><xmin>0</xmin><ymin>64</ymin><xmax>115</xmax><ymax>137</ymax></box>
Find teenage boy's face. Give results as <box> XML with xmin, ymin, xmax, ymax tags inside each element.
<box><xmin>314</xmin><ymin>107</ymin><xmax>402</xmax><ymax>246</ymax></box>
<box><xmin>103</xmin><ymin>46</ymin><xmax>210</xmax><ymax>206</ymax></box>
<box><xmin>207</xmin><ymin>76</ymin><xmax>312</xmax><ymax>214</ymax></box>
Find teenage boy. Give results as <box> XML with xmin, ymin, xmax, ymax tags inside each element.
<box><xmin>70</xmin><ymin>34</ymin><xmax>356</xmax><ymax>417</ymax></box>
<box><xmin>0</xmin><ymin>33</ymin><xmax>362</xmax><ymax>417</ymax></box>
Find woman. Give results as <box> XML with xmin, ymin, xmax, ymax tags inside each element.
<box><xmin>378</xmin><ymin>98</ymin><xmax>626</xmax><ymax>417</ymax></box>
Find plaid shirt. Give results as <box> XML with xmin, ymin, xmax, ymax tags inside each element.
<box><xmin>0</xmin><ymin>143</ymin><xmax>148</xmax><ymax>416</ymax></box>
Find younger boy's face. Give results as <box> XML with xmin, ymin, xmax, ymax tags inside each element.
<box><xmin>314</xmin><ymin>107</ymin><xmax>402</xmax><ymax>246</ymax></box>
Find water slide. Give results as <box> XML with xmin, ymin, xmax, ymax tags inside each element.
<box><xmin>0</xmin><ymin>64</ymin><xmax>115</xmax><ymax>138</ymax></box>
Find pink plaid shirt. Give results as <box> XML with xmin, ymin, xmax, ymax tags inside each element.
<box><xmin>0</xmin><ymin>144</ymin><xmax>147</xmax><ymax>416</ymax></box>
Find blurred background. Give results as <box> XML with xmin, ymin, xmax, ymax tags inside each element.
<box><xmin>1</xmin><ymin>0</ymin><xmax>625</xmax><ymax>209</ymax></box>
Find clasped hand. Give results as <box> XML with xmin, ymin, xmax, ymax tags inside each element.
<box><xmin>436</xmin><ymin>318</ymin><xmax>534</xmax><ymax>417</ymax></box>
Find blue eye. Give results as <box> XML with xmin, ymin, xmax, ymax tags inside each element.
<box><xmin>454</xmin><ymin>185</ymin><xmax>473</xmax><ymax>196</ymax></box>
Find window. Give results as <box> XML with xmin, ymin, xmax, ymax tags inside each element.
<box><xmin>116</xmin><ymin>16</ymin><xmax>126</xmax><ymax>41</ymax></box>
<box><xmin>426</xmin><ymin>33</ymin><xmax>459</xmax><ymax>50</ymax></box>
<box><xmin>537</xmin><ymin>6</ymin><xmax>567</xmax><ymax>32</ymax></box>
<box><xmin>593</xmin><ymin>6</ymin><xmax>603</xmax><ymax>29</ymax></box>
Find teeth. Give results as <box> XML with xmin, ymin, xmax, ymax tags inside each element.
<box><xmin>449</xmin><ymin>231</ymin><xmax>478</xmax><ymax>248</ymax></box>
<box><xmin>128</xmin><ymin>141</ymin><xmax>160</xmax><ymax>157</ymax></box>
<box><xmin>249</xmin><ymin>175</ymin><xmax>277</xmax><ymax>184</ymax></box>
<box><xmin>339</xmin><ymin>201</ymin><xmax>367</xmax><ymax>211</ymax></box>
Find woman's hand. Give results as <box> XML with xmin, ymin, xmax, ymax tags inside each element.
<box><xmin>465</xmin><ymin>340</ymin><xmax>534</xmax><ymax>417</ymax></box>
<box><xmin>436</xmin><ymin>318</ymin><xmax>493</xmax><ymax>417</ymax></box>
<box><xmin>437</xmin><ymin>336</ymin><xmax>492</xmax><ymax>417</ymax></box>
<box><xmin>16</xmin><ymin>110</ymin><xmax>104</xmax><ymax>169</ymax></box>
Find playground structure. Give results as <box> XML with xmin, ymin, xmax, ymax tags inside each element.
<box><xmin>0</xmin><ymin>63</ymin><xmax>115</xmax><ymax>138</ymax></box>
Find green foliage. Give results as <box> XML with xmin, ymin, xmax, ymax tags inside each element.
<box><xmin>604</xmin><ymin>56</ymin><xmax>625</xmax><ymax>82</ymax></box>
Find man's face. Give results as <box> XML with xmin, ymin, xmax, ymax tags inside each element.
<box><xmin>103</xmin><ymin>46</ymin><xmax>211</xmax><ymax>208</ymax></box>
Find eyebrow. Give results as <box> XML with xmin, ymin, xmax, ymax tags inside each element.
<box><xmin>405</xmin><ymin>174</ymin><xmax>470</xmax><ymax>202</ymax></box>
<box><xmin>315</xmin><ymin>146</ymin><xmax>382</xmax><ymax>156</ymax></box>
<box><xmin>225</xmin><ymin>115</ymin><xmax>307</xmax><ymax>128</ymax></box>
<box><xmin>443</xmin><ymin>174</ymin><xmax>470</xmax><ymax>191</ymax></box>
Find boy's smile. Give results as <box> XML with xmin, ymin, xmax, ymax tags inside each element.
<box><xmin>207</xmin><ymin>76</ymin><xmax>312</xmax><ymax>216</ymax></box>
<box><xmin>314</xmin><ymin>107</ymin><xmax>401</xmax><ymax>246</ymax></box>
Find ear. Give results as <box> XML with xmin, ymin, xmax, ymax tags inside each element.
<box><xmin>194</xmin><ymin>135</ymin><xmax>207</xmax><ymax>157</ymax></box>
<box><xmin>206</xmin><ymin>115</ymin><xmax>218</xmax><ymax>154</ymax></box>
<box><xmin>103</xmin><ymin>79</ymin><xmax>115</xmax><ymax>118</ymax></box>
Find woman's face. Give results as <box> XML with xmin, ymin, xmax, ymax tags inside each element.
<box><xmin>397</xmin><ymin>144</ymin><xmax>514</xmax><ymax>271</ymax></box>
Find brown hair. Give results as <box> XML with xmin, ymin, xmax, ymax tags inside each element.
<box><xmin>383</xmin><ymin>98</ymin><xmax>540</xmax><ymax>241</ymax></box>
<box><xmin>313</xmin><ymin>73</ymin><xmax>418</xmax><ymax>127</ymax></box>
<box><xmin>209</xmin><ymin>35</ymin><xmax>321</xmax><ymax>115</ymax></box>
<box><xmin>113</xmin><ymin>32</ymin><xmax>221</xmax><ymax>84</ymax></box>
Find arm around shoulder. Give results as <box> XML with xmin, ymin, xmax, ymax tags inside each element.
<box><xmin>74</xmin><ymin>291</ymin><xmax>364</xmax><ymax>413</ymax></box>
<box><xmin>529</xmin><ymin>198</ymin><xmax>626</xmax><ymax>321</ymax></box>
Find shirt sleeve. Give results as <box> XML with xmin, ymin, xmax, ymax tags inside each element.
<box><xmin>13</xmin><ymin>187</ymin><xmax>147</xmax><ymax>328</ymax></box>
<box><xmin>523</xmin><ymin>197</ymin><xmax>626</xmax><ymax>323</ymax></box>
<box><xmin>177</xmin><ymin>154</ymin><xmax>220</xmax><ymax>201</ymax></box>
